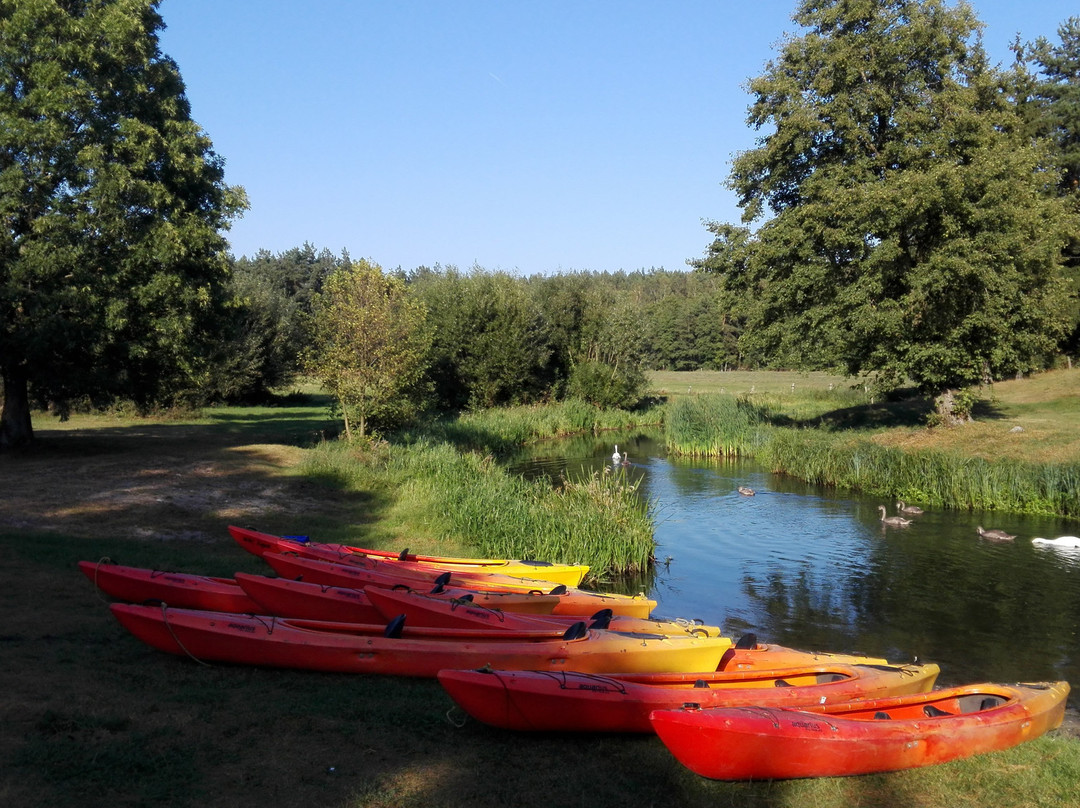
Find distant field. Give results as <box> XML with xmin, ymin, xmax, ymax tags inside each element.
<box><xmin>650</xmin><ymin>369</ymin><xmax>858</xmax><ymax>397</ymax></box>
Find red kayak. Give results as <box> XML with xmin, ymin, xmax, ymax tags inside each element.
<box><xmin>437</xmin><ymin>660</ymin><xmax>941</xmax><ymax>733</ymax></box>
<box><xmin>650</xmin><ymin>681</ymin><xmax>1070</xmax><ymax>779</ymax></box>
<box><xmin>78</xmin><ymin>560</ymin><xmax>260</xmax><ymax>613</ymax></box>
<box><xmin>109</xmin><ymin>604</ymin><xmax>730</xmax><ymax>677</ymax></box>
<box><xmin>232</xmin><ymin>573</ymin><xmax>382</xmax><ymax>622</ymax></box>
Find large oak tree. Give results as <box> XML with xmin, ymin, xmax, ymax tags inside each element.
<box><xmin>0</xmin><ymin>0</ymin><xmax>246</xmax><ymax>448</ymax></box>
<box><xmin>707</xmin><ymin>0</ymin><xmax>1074</xmax><ymax>419</ymax></box>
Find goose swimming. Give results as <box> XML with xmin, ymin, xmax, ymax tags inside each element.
<box><xmin>977</xmin><ymin>526</ymin><xmax>1017</xmax><ymax>541</ymax></box>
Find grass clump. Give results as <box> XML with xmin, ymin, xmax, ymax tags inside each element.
<box><xmin>664</xmin><ymin>394</ymin><xmax>770</xmax><ymax>457</ymax></box>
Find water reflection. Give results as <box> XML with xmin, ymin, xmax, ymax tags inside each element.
<box><xmin>509</xmin><ymin>430</ymin><xmax>1080</xmax><ymax>707</ymax></box>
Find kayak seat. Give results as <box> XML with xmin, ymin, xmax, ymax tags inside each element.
<box><xmin>693</xmin><ymin>680</ymin><xmax>710</xmax><ymax>689</ymax></box>
<box><xmin>874</xmin><ymin>712</ymin><xmax>891</xmax><ymax>720</ymax></box>
<box><xmin>589</xmin><ymin>612</ymin><xmax>613</xmax><ymax>630</ymax></box>
<box><xmin>923</xmin><ymin>705</ymin><xmax>952</xmax><ymax>718</ymax></box>
<box><xmin>774</xmin><ymin>679</ymin><xmax>792</xmax><ymax>687</ymax></box>
<box><xmin>384</xmin><ymin>614</ymin><xmax>406</xmax><ymax>639</ymax></box>
<box><xmin>549</xmin><ymin>585</ymin><xmax>568</xmax><ymax>595</ymax></box>
<box><xmin>397</xmin><ymin>548</ymin><xmax>409</xmax><ymax>561</ymax></box>
<box><xmin>735</xmin><ymin>633</ymin><xmax>758</xmax><ymax>650</ymax></box>
<box><xmin>980</xmin><ymin>697</ymin><xmax>1005</xmax><ymax>711</ymax></box>
<box><xmin>562</xmin><ymin>621</ymin><xmax>588</xmax><ymax>641</ymax></box>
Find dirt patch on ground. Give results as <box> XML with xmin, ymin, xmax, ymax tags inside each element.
<box><xmin>0</xmin><ymin>422</ymin><xmax>350</xmax><ymax>542</ymax></box>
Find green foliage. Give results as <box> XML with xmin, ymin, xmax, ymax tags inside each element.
<box><xmin>411</xmin><ymin>267</ymin><xmax>555</xmax><ymax>409</ymax></box>
<box><xmin>304</xmin><ymin>260</ymin><xmax>430</xmax><ymax>438</ymax></box>
<box><xmin>715</xmin><ymin>0</ymin><xmax>1075</xmax><ymax>394</ymax></box>
<box><xmin>1024</xmin><ymin>17</ymin><xmax>1080</xmax><ymax>194</ymax></box>
<box><xmin>566</xmin><ymin>360</ymin><xmax>648</xmax><ymax>409</ymax></box>
<box><xmin>0</xmin><ymin>0</ymin><xmax>247</xmax><ymax>447</ymax></box>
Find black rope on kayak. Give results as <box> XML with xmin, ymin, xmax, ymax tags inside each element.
<box><xmin>449</xmin><ymin>595</ymin><xmax>507</xmax><ymax>624</ymax></box>
<box><xmin>534</xmin><ymin>669</ymin><xmax>628</xmax><ymax>695</ymax></box>
<box><xmin>158</xmin><ymin>603</ymin><xmax>212</xmax><ymax>667</ymax></box>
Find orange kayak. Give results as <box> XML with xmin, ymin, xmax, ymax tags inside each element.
<box><xmin>109</xmin><ymin>604</ymin><xmax>730</xmax><ymax>676</ymax></box>
<box><xmin>364</xmin><ymin>586</ymin><xmax>724</xmax><ymax>637</ymax></box>
<box><xmin>718</xmin><ymin>633</ymin><xmax>890</xmax><ymax>670</ymax></box>
<box><xmin>228</xmin><ymin>525</ymin><xmax>589</xmax><ymax>587</ymax></box>
<box><xmin>437</xmin><ymin>660</ymin><xmax>941</xmax><ymax>733</ymax></box>
<box><xmin>650</xmin><ymin>681</ymin><xmax>1070</xmax><ymax>779</ymax></box>
<box><xmin>260</xmin><ymin>552</ymin><xmax>657</xmax><ymax>618</ymax></box>
<box><xmin>78</xmin><ymin>560</ymin><xmax>261</xmax><ymax>613</ymax></box>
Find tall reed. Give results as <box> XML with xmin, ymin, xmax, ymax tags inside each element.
<box><xmin>666</xmin><ymin>395</ymin><xmax>1080</xmax><ymax>518</ymax></box>
<box><xmin>406</xmin><ymin>398</ymin><xmax>665</xmax><ymax>456</ymax></box>
<box><xmin>665</xmin><ymin>394</ymin><xmax>770</xmax><ymax>457</ymax></box>
<box><xmin>300</xmin><ymin>438</ymin><xmax>656</xmax><ymax>580</ymax></box>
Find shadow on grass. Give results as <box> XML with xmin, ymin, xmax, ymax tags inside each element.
<box><xmin>773</xmin><ymin>389</ymin><xmax>1009</xmax><ymax>432</ymax></box>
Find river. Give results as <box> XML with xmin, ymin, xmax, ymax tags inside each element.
<box><xmin>510</xmin><ymin>430</ymin><xmax>1080</xmax><ymax>709</ymax></box>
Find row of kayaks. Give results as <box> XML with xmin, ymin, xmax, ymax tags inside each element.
<box><xmin>81</xmin><ymin>525</ymin><xmax>1071</xmax><ymax>780</ymax></box>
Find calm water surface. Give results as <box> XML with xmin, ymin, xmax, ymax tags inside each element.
<box><xmin>511</xmin><ymin>431</ymin><xmax>1080</xmax><ymax>708</ymax></box>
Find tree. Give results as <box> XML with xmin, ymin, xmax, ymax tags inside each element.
<box><xmin>1021</xmin><ymin>18</ymin><xmax>1080</xmax><ymax>356</ymax></box>
<box><xmin>412</xmin><ymin>268</ymin><xmax>554</xmax><ymax>410</ymax></box>
<box><xmin>1026</xmin><ymin>17</ymin><xmax>1080</xmax><ymax>194</ymax></box>
<box><xmin>0</xmin><ymin>0</ymin><xmax>246</xmax><ymax>448</ymax></box>
<box><xmin>712</xmin><ymin>0</ymin><xmax>1073</xmax><ymax>421</ymax></box>
<box><xmin>305</xmin><ymin>260</ymin><xmax>430</xmax><ymax>439</ymax></box>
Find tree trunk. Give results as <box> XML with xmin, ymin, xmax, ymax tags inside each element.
<box><xmin>0</xmin><ymin>368</ymin><xmax>34</xmax><ymax>450</ymax></box>
<box><xmin>933</xmin><ymin>388</ymin><xmax>973</xmax><ymax>427</ymax></box>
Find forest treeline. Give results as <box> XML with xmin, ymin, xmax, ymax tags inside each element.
<box><xmin>224</xmin><ymin>248</ymin><xmax>732</xmax><ymax>415</ymax></box>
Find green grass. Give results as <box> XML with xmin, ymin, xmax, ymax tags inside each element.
<box><xmin>299</xmin><ymin>438</ymin><xmax>656</xmax><ymax>581</ymax></box>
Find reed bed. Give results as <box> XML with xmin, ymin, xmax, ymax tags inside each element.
<box><xmin>300</xmin><ymin>438</ymin><xmax>656</xmax><ymax>580</ymax></box>
<box><xmin>415</xmin><ymin>398</ymin><xmax>665</xmax><ymax>456</ymax></box>
<box><xmin>664</xmin><ymin>394</ymin><xmax>771</xmax><ymax>457</ymax></box>
<box><xmin>666</xmin><ymin>394</ymin><xmax>1080</xmax><ymax>518</ymax></box>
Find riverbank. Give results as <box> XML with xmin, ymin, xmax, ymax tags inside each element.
<box><xmin>658</xmin><ymin>368</ymin><xmax>1080</xmax><ymax>519</ymax></box>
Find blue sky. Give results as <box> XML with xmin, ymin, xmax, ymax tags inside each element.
<box><xmin>158</xmin><ymin>1</ymin><xmax>1078</xmax><ymax>275</ymax></box>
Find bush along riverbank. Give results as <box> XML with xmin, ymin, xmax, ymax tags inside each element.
<box><xmin>665</xmin><ymin>393</ymin><xmax>1080</xmax><ymax>519</ymax></box>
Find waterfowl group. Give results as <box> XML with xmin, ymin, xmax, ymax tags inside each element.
<box><xmin>977</xmin><ymin>526</ymin><xmax>1017</xmax><ymax>542</ymax></box>
<box><xmin>878</xmin><ymin>505</ymin><xmax>912</xmax><ymax>527</ymax></box>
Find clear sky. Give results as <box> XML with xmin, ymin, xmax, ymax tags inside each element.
<box><xmin>157</xmin><ymin>1</ymin><xmax>1077</xmax><ymax>275</ymax></box>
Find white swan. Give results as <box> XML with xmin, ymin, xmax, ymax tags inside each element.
<box><xmin>1032</xmin><ymin>536</ymin><xmax>1080</xmax><ymax>548</ymax></box>
<box><xmin>878</xmin><ymin>505</ymin><xmax>911</xmax><ymax>527</ymax></box>
<box><xmin>612</xmin><ymin>445</ymin><xmax>621</xmax><ymax>464</ymax></box>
